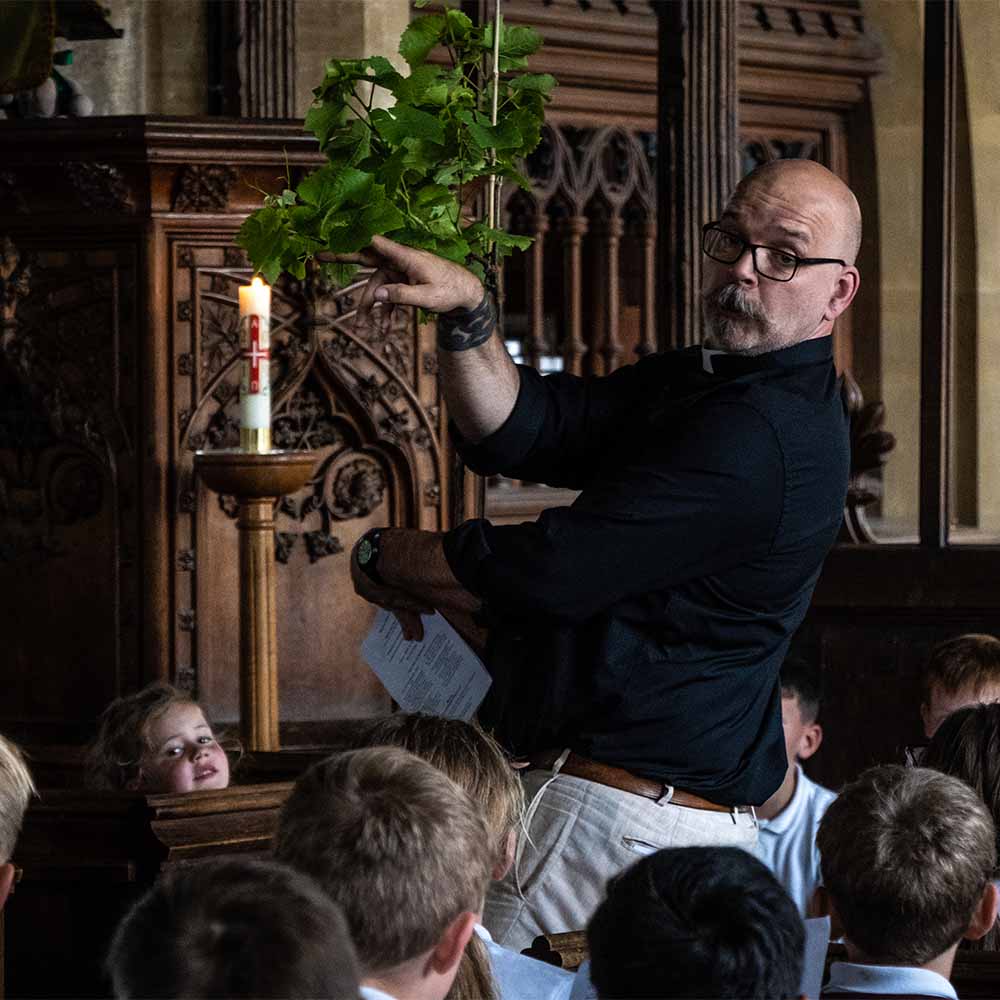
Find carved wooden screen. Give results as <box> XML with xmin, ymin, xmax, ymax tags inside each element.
<box><xmin>170</xmin><ymin>242</ymin><xmax>448</xmax><ymax>726</ymax></box>
<box><xmin>478</xmin><ymin>0</ymin><xmax>660</xmax><ymax>522</ymax></box>
<box><xmin>0</xmin><ymin>120</ymin><xmax>459</xmax><ymax>748</ymax></box>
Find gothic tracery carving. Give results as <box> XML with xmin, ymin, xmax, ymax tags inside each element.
<box><xmin>173</xmin><ymin>244</ymin><xmax>441</xmax><ymax>611</ymax></box>
<box><xmin>840</xmin><ymin>373</ymin><xmax>897</xmax><ymax>545</ymax></box>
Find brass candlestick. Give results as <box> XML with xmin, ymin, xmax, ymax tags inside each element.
<box><xmin>194</xmin><ymin>449</ymin><xmax>315</xmax><ymax>751</ymax></box>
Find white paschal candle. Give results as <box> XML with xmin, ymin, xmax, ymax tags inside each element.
<box><xmin>237</xmin><ymin>276</ymin><xmax>272</xmax><ymax>453</ymax></box>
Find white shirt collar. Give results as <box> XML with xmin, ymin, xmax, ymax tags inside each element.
<box><xmin>701</xmin><ymin>346</ymin><xmax>729</xmax><ymax>374</ymax></box>
<box><xmin>360</xmin><ymin>986</ymin><xmax>399</xmax><ymax>1000</ymax></box>
<box><xmin>825</xmin><ymin>961</ymin><xmax>957</xmax><ymax>999</ymax></box>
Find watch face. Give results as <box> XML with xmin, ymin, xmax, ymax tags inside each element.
<box><xmin>357</xmin><ymin>538</ymin><xmax>374</xmax><ymax>565</ymax></box>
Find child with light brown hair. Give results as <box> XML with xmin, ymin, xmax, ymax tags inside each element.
<box><xmin>274</xmin><ymin>746</ymin><xmax>494</xmax><ymax>1000</ymax></box>
<box><xmin>88</xmin><ymin>682</ymin><xmax>230</xmax><ymax>794</ymax></box>
<box><xmin>817</xmin><ymin>765</ymin><xmax>998</xmax><ymax>997</ymax></box>
<box><xmin>357</xmin><ymin>714</ymin><xmax>573</xmax><ymax>1000</ymax></box>
<box><xmin>920</xmin><ymin>633</ymin><xmax>1000</xmax><ymax>738</ymax></box>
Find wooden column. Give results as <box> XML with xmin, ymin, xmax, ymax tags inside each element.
<box><xmin>598</xmin><ymin>214</ymin><xmax>625</xmax><ymax>374</ymax></box>
<box><xmin>562</xmin><ymin>215</ymin><xmax>589</xmax><ymax>375</ymax></box>
<box><xmin>656</xmin><ymin>0</ymin><xmax>738</xmax><ymax>350</ymax></box>
<box><xmin>919</xmin><ymin>0</ymin><xmax>957</xmax><ymax>547</ymax></box>
<box><xmin>194</xmin><ymin>451</ymin><xmax>314</xmax><ymax>752</ymax></box>
<box><xmin>525</xmin><ymin>212</ymin><xmax>550</xmax><ymax>368</ymax></box>
<box><xmin>639</xmin><ymin>217</ymin><xmax>658</xmax><ymax>357</ymax></box>
<box><xmin>238</xmin><ymin>496</ymin><xmax>281</xmax><ymax>750</ymax></box>
<box><xmin>208</xmin><ymin>0</ymin><xmax>297</xmax><ymax>117</ymax></box>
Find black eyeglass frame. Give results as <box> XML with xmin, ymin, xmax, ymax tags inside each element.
<box><xmin>701</xmin><ymin>223</ymin><xmax>847</xmax><ymax>283</ymax></box>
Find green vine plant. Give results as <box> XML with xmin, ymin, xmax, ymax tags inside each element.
<box><xmin>236</xmin><ymin>5</ymin><xmax>555</xmax><ymax>295</ymax></box>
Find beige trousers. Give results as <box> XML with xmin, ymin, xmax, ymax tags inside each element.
<box><xmin>483</xmin><ymin>763</ymin><xmax>759</xmax><ymax>953</ymax></box>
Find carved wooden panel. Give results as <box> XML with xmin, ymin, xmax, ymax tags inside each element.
<box><xmin>169</xmin><ymin>241</ymin><xmax>445</xmax><ymax>725</ymax></box>
<box><xmin>0</xmin><ymin>118</ymin><xmax>462</xmax><ymax>750</ymax></box>
<box><xmin>0</xmin><ymin>241</ymin><xmax>141</xmax><ymax>743</ymax></box>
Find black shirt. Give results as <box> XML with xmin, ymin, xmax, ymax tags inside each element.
<box><xmin>442</xmin><ymin>337</ymin><xmax>849</xmax><ymax>806</ymax></box>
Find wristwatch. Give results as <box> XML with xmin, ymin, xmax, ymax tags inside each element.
<box><xmin>356</xmin><ymin>527</ymin><xmax>384</xmax><ymax>585</ymax></box>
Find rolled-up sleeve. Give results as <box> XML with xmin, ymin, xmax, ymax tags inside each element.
<box><xmin>452</xmin><ymin>356</ymin><xmax>672</xmax><ymax>489</ymax></box>
<box><xmin>443</xmin><ymin>399</ymin><xmax>785</xmax><ymax>624</ymax></box>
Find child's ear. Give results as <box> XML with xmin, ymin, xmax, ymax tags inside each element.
<box><xmin>428</xmin><ymin>911</ymin><xmax>478</xmax><ymax>977</ymax></box>
<box><xmin>965</xmin><ymin>881</ymin><xmax>999</xmax><ymax>941</ymax></box>
<box><xmin>493</xmin><ymin>829</ymin><xmax>516</xmax><ymax>881</ymax></box>
<box><xmin>798</xmin><ymin>722</ymin><xmax>823</xmax><ymax>761</ymax></box>
<box><xmin>125</xmin><ymin>771</ymin><xmax>143</xmax><ymax>792</ymax></box>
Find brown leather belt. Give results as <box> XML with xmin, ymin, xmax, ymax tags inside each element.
<box><xmin>527</xmin><ymin>749</ymin><xmax>753</xmax><ymax>815</ymax></box>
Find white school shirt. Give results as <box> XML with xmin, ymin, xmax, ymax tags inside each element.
<box><xmin>567</xmin><ymin>959</ymin><xmax>598</xmax><ymax>1000</ymax></box>
<box><xmin>475</xmin><ymin>923</ymin><xmax>575</xmax><ymax>1000</ymax></box>
<box><xmin>755</xmin><ymin>763</ymin><xmax>837</xmax><ymax>916</ymax></box>
<box><xmin>823</xmin><ymin>962</ymin><xmax>957</xmax><ymax>999</ymax></box>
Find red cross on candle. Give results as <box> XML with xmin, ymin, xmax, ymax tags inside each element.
<box><xmin>243</xmin><ymin>315</ymin><xmax>269</xmax><ymax>393</ymax></box>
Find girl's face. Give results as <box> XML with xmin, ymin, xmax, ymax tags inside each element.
<box><xmin>137</xmin><ymin>702</ymin><xmax>230</xmax><ymax>794</ymax></box>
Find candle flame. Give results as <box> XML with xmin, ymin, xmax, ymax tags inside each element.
<box><xmin>251</xmin><ymin>275</ymin><xmax>265</xmax><ymax>289</ymax></box>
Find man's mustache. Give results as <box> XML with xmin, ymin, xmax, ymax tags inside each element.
<box><xmin>703</xmin><ymin>284</ymin><xmax>767</xmax><ymax>322</ymax></box>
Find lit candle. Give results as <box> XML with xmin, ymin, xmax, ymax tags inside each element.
<box><xmin>237</xmin><ymin>276</ymin><xmax>272</xmax><ymax>453</ymax></box>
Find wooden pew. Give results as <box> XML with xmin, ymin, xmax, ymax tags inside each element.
<box><xmin>6</xmin><ymin>783</ymin><xmax>292</xmax><ymax>998</ymax></box>
<box><xmin>523</xmin><ymin>929</ymin><xmax>589</xmax><ymax>971</ymax></box>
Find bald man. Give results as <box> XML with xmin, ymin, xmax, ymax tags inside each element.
<box><xmin>336</xmin><ymin>159</ymin><xmax>860</xmax><ymax>948</ymax></box>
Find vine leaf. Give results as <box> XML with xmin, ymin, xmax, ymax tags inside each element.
<box><xmin>236</xmin><ymin>12</ymin><xmax>556</xmax><ymax>284</ymax></box>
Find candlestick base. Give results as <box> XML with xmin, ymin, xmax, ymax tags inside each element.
<box><xmin>194</xmin><ymin>449</ymin><xmax>315</xmax><ymax>752</ymax></box>
<box><xmin>240</xmin><ymin>426</ymin><xmax>272</xmax><ymax>454</ymax></box>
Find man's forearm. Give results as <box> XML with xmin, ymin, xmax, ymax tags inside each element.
<box><xmin>436</xmin><ymin>294</ymin><xmax>520</xmax><ymax>443</ymax></box>
<box><xmin>378</xmin><ymin>528</ymin><xmax>481</xmax><ymax>614</ymax></box>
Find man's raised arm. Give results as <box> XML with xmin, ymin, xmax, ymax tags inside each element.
<box><xmin>325</xmin><ymin>235</ymin><xmax>520</xmax><ymax>443</ymax></box>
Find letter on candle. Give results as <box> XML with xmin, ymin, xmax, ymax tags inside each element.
<box><xmin>238</xmin><ymin>276</ymin><xmax>271</xmax><ymax>453</ymax></box>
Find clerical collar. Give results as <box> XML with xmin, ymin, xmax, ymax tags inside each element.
<box><xmin>699</xmin><ymin>336</ymin><xmax>833</xmax><ymax>375</ymax></box>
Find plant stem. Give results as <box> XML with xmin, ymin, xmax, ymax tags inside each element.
<box><xmin>486</xmin><ymin>0</ymin><xmax>502</xmax><ymax>288</ymax></box>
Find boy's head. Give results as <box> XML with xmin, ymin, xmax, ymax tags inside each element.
<box><xmin>817</xmin><ymin>764</ymin><xmax>998</xmax><ymax>965</ymax></box>
<box><xmin>0</xmin><ymin>734</ymin><xmax>35</xmax><ymax>909</ymax></box>
<box><xmin>920</xmin><ymin>633</ymin><xmax>1000</xmax><ymax>738</ymax></box>
<box><xmin>362</xmin><ymin>713</ymin><xmax>524</xmax><ymax>878</ymax></box>
<box><xmin>273</xmin><ymin>746</ymin><xmax>492</xmax><ymax>999</ymax></box>
<box><xmin>779</xmin><ymin>657</ymin><xmax>823</xmax><ymax>767</ymax></box>
<box><xmin>587</xmin><ymin>846</ymin><xmax>804</xmax><ymax>999</ymax></box>
<box><xmin>89</xmin><ymin>683</ymin><xmax>230</xmax><ymax>794</ymax></box>
<box><xmin>107</xmin><ymin>857</ymin><xmax>360</xmax><ymax>999</ymax></box>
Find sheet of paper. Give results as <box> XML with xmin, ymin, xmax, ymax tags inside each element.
<box><xmin>361</xmin><ymin>609</ymin><xmax>492</xmax><ymax>722</ymax></box>
<box><xmin>800</xmin><ymin>915</ymin><xmax>831</xmax><ymax>999</ymax></box>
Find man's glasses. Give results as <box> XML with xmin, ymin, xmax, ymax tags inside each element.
<box><xmin>702</xmin><ymin>224</ymin><xmax>846</xmax><ymax>283</ymax></box>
